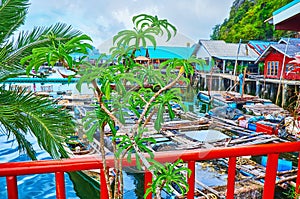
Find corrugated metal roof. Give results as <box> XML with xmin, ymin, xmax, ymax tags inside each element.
<box><xmin>214</xmin><ymin>56</ymin><xmax>257</xmax><ymax>62</ymax></box>
<box><xmin>268</xmin><ymin>44</ymin><xmax>300</xmax><ymax>57</ymax></box>
<box><xmin>273</xmin><ymin>0</ymin><xmax>300</xmax><ymax>15</ymax></box>
<box><xmin>134</xmin><ymin>48</ymin><xmax>147</xmax><ymax>57</ymax></box>
<box><xmin>199</xmin><ymin>40</ymin><xmax>259</xmax><ymax>61</ymax></box>
<box><xmin>255</xmin><ymin>43</ymin><xmax>300</xmax><ymax>63</ymax></box>
<box><xmin>248</xmin><ymin>40</ymin><xmax>272</xmax><ymax>55</ymax></box>
<box><xmin>279</xmin><ymin>38</ymin><xmax>300</xmax><ymax>45</ymax></box>
<box><xmin>147</xmin><ymin>46</ymin><xmax>195</xmax><ymax>59</ymax></box>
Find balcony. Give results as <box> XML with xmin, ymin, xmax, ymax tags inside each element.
<box><xmin>0</xmin><ymin>141</ymin><xmax>300</xmax><ymax>199</ymax></box>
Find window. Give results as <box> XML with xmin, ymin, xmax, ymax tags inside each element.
<box><xmin>274</xmin><ymin>61</ymin><xmax>278</xmax><ymax>75</ymax></box>
<box><xmin>267</xmin><ymin>62</ymin><xmax>271</xmax><ymax>75</ymax></box>
<box><xmin>267</xmin><ymin>61</ymin><xmax>279</xmax><ymax>76</ymax></box>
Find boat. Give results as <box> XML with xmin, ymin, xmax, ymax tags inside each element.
<box><xmin>65</xmin><ymin>135</ymin><xmax>92</xmax><ymax>156</ymax></box>
<box><xmin>64</xmin><ymin>134</ymin><xmax>117</xmax><ymax>195</ymax></box>
<box><xmin>242</xmin><ymin>102</ymin><xmax>288</xmax><ymax>116</ymax></box>
<box><xmin>57</xmin><ymin>69</ymin><xmax>81</xmax><ymax>78</ymax></box>
<box><xmin>207</xmin><ymin>105</ymin><xmax>289</xmax><ymax>138</ymax></box>
<box><xmin>197</xmin><ymin>90</ymin><xmax>272</xmax><ymax>110</ymax></box>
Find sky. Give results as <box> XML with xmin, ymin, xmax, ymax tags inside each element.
<box><xmin>21</xmin><ymin>0</ymin><xmax>235</xmax><ymax>48</ymax></box>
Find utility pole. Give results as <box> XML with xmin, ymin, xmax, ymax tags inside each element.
<box><xmin>230</xmin><ymin>39</ymin><xmax>242</xmax><ymax>91</ymax></box>
<box><xmin>275</xmin><ymin>38</ymin><xmax>290</xmax><ymax>105</ymax></box>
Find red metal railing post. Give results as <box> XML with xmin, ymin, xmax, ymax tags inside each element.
<box><xmin>55</xmin><ymin>172</ymin><xmax>66</xmax><ymax>199</ymax></box>
<box><xmin>100</xmin><ymin>167</ymin><xmax>109</xmax><ymax>199</ymax></box>
<box><xmin>295</xmin><ymin>152</ymin><xmax>300</xmax><ymax>197</ymax></box>
<box><xmin>226</xmin><ymin>157</ymin><xmax>237</xmax><ymax>199</ymax></box>
<box><xmin>187</xmin><ymin>161</ymin><xmax>195</xmax><ymax>199</ymax></box>
<box><xmin>262</xmin><ymin>153</ymin><xmax>279</xmax><ymax>199</ymax></box>
<box><xmin>6</xmin><ymin>176</ymin><xmax>18</xmax><ymax>199</ymax></box>
<box><xmin>144</xmin><ymin>170</ymin><xmax>152</xmax><ymax>199</ymax></box>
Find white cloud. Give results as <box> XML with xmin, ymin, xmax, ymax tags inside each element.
<box><xmin>23</xmin><ymin>0</ymin><xmax>234</xmax><ymax>47</ymax></box>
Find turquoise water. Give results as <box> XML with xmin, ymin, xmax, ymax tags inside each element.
<box><xmin>0</xmin><ymin>133</ymin><xmax>79</xmax><ymax>199</ymax></box>
<box><xmin>0</xmin><ymin>69</ymin><xmax>148</xmax><ymax>199</ymax></box>
<box><xmin>0</xmin><ymin>70</ymin><xmax>205</xmax><ymax>198</ymax></box>
<box><xmin>0</xmin><ymin>133</ymin><xmax>142</xmax><ymax>199</ymax></box>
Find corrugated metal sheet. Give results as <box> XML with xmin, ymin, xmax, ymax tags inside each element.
<box><xmin>147</xmin><ymin>46</ymin><xmax>195</xmax><ymax>59</ymax></box>
<box><xmin>279</xmin><ymin>38</ymin><xmax>300</xmax><ymax>46</ymax></box>
<box><xmin>255</xmin><ymin>42</ymin><xmax>300</xmax><ymax>63</ymax></box>
<box><xmin>273</xmin><ymin>0</ymin><xmax>300</xmax><ymax>15</ymax></box>
<box><xmin>248</xmin><ymin>40</ymin><xmax>272</xmax><ymax>55</ymax></box>
<box><xmin>199</xmin><ymin>40</ymin><xmax>259</xmax><ymax>61</ymax></box>
<box><xmin>214</xmin><ymin>56</ymin><xmax>257</xmax><ymax>62</ymax></box>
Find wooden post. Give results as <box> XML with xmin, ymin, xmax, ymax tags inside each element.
<box><xmin>282</xmin><ymin>84</ymin><xmax>288</xmax><ymax>107</ymax></box>
<box><xmin>255</xmin><ymin>80</ymin><xmax>261</xmax><ymax>97</ymax></box>
<box><xmin>241</xmin><ymin>67</ymin><xmax>247</xmax><ymax>98</ymax></box>
<box><xmin>223</xmin><ymin>60</ymin><xmax>226</xmax><ymax>74</ymax></box>
<box><xmin>219</xmin><ymin>77</ymin><xmax>222</xmax><ymax>91</ymax></box>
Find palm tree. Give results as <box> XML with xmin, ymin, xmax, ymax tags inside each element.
<box><xmin>0</xmin><ymin>0</ymin><xmax>88</xmax><ymax>160</ymax></box>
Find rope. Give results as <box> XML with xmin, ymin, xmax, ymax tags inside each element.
<box><xmin>207</xmin><ymin>193</ymin><xmax>218</xmax><ymax>199</ymax></box>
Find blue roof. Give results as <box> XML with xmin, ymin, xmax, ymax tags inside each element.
<box><xmin>70</xmin><ymin>46</ymin><xmax>100</xmax><ymax>60</ymax></box>
<box><xmin>256</xmin><ymin>42</ymin><xmax>300</xmax><ymax>63</ymax></box>
<box><xmin>147</xmin><ymin>46</ymin><xmax>195</xmax><ymax>59</ymax></box>
<box><xmin>279</xmin><ymin>38</ymin><xmax>300</xmax><ymax>45</ymax></box>
<box><xmin>134</xmin><ymin>48</ymin><xmax>147</xmax><ymax>57</ymax></box>
<box><xmin>273</xmin><ymin>0</ymin><xmax>300</xmax><ymax>15</ymax></box>
<box><xmin>248</xmin><ymin>40</ymin><xmax>273</xmax><ymax>55</ymax></box>
<box><xmin>270</xmin><ymin>43</ymin><xmax>300</xmax><ymax>57</ymax></box>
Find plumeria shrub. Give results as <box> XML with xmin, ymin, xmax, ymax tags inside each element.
<box><xmin>24</xmin><ymin>13</ymin><xmax>205</xmax><ymax>199</ymax></box>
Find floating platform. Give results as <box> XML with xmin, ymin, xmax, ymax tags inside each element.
<box><xmin>4</xmin><ymin>77</ymin><xmax>80</xmax><ymax>83</ymax></box>
<box><xmin>197</xmin><ymin>91</ymin><xmax>272</xmax><ymax>109</ymax></box>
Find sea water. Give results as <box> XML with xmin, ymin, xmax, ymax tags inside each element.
<box><xmin>0</xmin><ymin>133</ymin><xmax>79</xmax><ymax>199</ymax></box>
<box><xmin>0</xmin><ymin>133</ymin><xmax>142</xmax><ymax>199</ymax></box>
<box><xmin>0</xmin><ymin>70</ymin><xmax>205</xmax><ymax>199</ymax></box>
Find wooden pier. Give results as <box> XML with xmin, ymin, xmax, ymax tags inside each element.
<box><xmin>197</xmin><ymin>72</ymin><xmax>300</xmax><ymax>107</ymax></box>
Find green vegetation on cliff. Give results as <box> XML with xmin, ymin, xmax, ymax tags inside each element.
<box><xmin>211</xmin><ymin>0</ymin><xmax>294</xmax><ymax>42</ymax></box>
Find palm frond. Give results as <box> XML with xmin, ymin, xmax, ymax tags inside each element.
<box><xmin>0</xmin><ymin>88</ymin><xmax>75</xmax><ymax>159</ymax></box>
<box><xmin>0</xmin><ymin>0</ymin><xmax>29</xmax><ymax>43</ymax></box>
<box><xmin>4</xmin><ymin>23</ymin><xmax>83</xmax><ymax>66</ymax></box>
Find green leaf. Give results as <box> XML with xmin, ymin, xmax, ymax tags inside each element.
<box><xmin>126</xmin><ymin>150</ymin><xmax>133</xmax><ymax>163</ymax></box>
<box><xmin>85</xmin><ymin>122</ymin><xmax>98</xmax><ymax>142</ymax></box>
<box><xmin>0</xmin><ymin>88</ymin><xmax>75</xmax><ymax>159</ymax></box>
<box><xmin>154</xmin><ymin>103</ymin><xmax>164</xmax><ymax>131</ymax></box>
<box><xmin>167</xmin><ymin>104</ymin><xmax>175</xmax><ymax>120</ymax></box>
<box><xmin>104</xmin><ymin>80</ymin><xmax>111</xmax><ymax>100</ymax></box>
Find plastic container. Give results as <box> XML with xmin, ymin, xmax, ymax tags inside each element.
<box><xmin>228</xmin><ymin>102</ymin><xmax>237</xmax><ymax>109</ymax></box>
<box><xmin>247</xmin><ymin>123</ymin><xmax>257</xmax><ymax>131</ymax></box>
<box><xmin>261</xmin><ymin>156</ymin><xmax>292</xmax><ymax>171</ymax></box>
<box><xmin>239</xmin><ymin>120</ymin><xmax>248</xmax><ymax>128</ymax></box>
<box><xmin>256</xmin><ymin>122</ymin><xmax>278</xmax><ymax>135</ymax></box>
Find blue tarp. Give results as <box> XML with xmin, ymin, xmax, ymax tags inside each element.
<box><xmin>261</xmin><ymin>156</ymin><xmax>292</xmax><ymax>171</ymax></box>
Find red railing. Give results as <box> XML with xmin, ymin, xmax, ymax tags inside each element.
<box><xmin>0</xmin><ymin>141</ymin><xmax>300</xmax><ymax>199</ymax></box>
